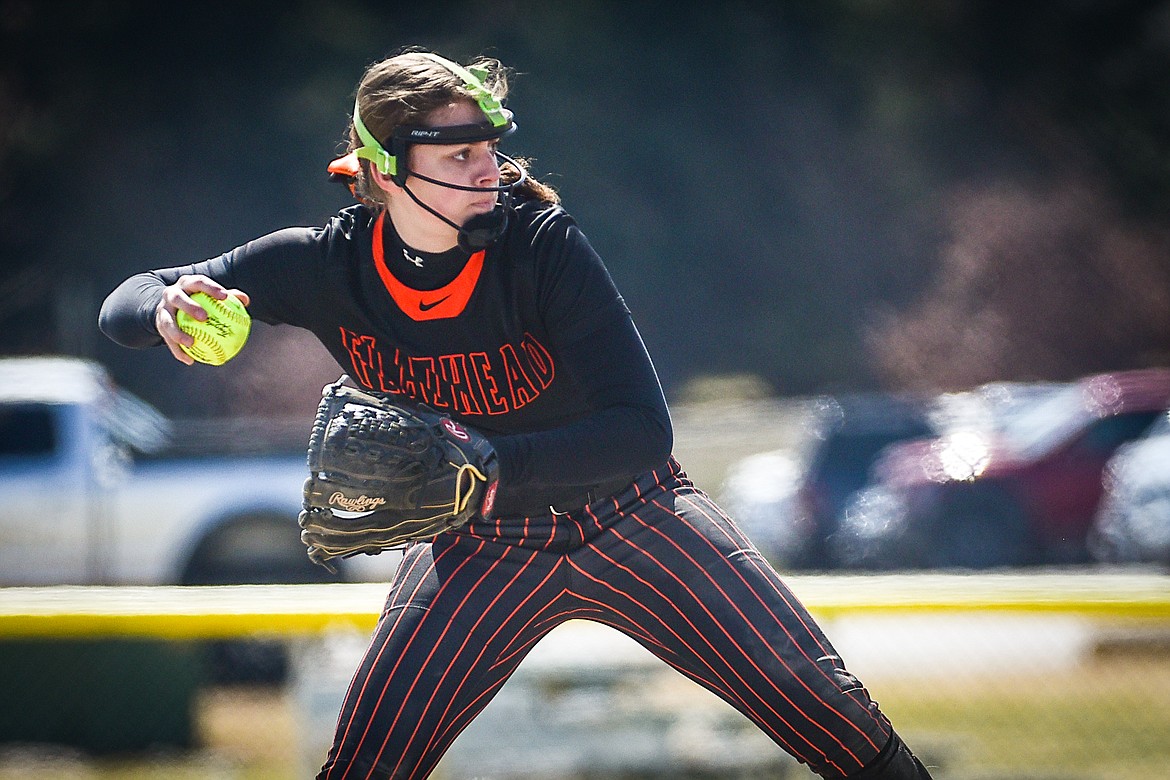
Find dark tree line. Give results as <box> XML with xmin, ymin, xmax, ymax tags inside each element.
<box><xmin>2</xmin><ymin>0</ymin><xmax>1168</xmax><ymax>416</ymax></box>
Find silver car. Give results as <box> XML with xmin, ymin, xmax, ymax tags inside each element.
<box><xmin>1091</xmin><ymin>411</ymin><xmax>1170</xmax><ymax>567</ymax></box>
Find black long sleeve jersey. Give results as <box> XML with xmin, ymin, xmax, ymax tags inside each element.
<box><xmin>99</xmin><ymin>198</ymin><xmax>674</xmax><ymax>516</ymax></box>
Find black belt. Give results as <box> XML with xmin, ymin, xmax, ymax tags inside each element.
<box><xmin>540</xmin><ymin>474</ymin><xmax>639</xmax><ymax>516</ymax></box>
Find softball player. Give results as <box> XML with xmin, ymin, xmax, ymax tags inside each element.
<box><xmin>100</xmin><ymin>47</ymin><xmax>933</xmax><ymax>779</ymax></box>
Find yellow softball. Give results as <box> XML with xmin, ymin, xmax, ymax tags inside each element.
<box><xmin>175</xmin><ymin>292</ymin><xmax>252</xmax><ymax>365</ymax></box>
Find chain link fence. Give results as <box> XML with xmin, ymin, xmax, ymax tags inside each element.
<box><xmin>0</xmin><ymin>575</ymin><xmax>1166</xmax><ymax>779</ymax></box>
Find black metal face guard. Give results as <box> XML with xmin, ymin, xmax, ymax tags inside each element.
<box><xmin>386</xmin><ymin>113</ymin><xmax>521</xmax><ymax>190</ymax></box>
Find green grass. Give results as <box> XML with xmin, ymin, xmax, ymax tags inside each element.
<box><xmin>1</xmin><ymin>655</ymin><xmax>1167</xmax><ymax>779</ymax></box>
<box><xmin>870</xmin><ymin>657</ymin><xmax>1170</xmax><ymax>780</ymax></box>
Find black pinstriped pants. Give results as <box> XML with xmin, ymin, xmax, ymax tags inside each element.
<box><xmin>318</xmin><ymin>458</ymin><xmax>893</xmax><ymax>779</ymax></box>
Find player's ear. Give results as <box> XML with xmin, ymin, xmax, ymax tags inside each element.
<box><xmin>369</xmin><ymin>167</ymin><xmax>401</xmax><ymax>193</ymax></box>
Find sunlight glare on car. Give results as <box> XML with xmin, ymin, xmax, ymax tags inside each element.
<box><xmin>931</xmin><ymin>430</ymin><xmax>992</xmax><ymax>482</ymax></box>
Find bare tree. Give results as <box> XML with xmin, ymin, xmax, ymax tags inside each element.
<box><xmin>869</xmin><ymin>175</ymin><xmax>1170</xmax><ymax>392</ymax></box>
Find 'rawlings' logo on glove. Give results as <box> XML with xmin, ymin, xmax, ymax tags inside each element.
<box><xmin>329</xmin><ymin>492</ymin><xmax>387</xmax><ymax>512</ymax></box>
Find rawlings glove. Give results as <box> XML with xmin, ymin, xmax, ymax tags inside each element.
<box><xmin>299</xmin><ymin>377</ymin><xmax>499</xmax><ymax>571</ymax></box>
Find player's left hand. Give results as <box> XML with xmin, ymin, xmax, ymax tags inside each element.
<box><xmin>299</xmin><ymin>377</ymin><xmax>500</xmax><ymax>571</ymax></box>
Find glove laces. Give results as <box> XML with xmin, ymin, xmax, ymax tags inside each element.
<box><xmin>453</xmin><ymin>462</ymin><xmax>489</xmax><ymax>515</ymax></box>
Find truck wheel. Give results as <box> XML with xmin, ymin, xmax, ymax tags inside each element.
<box><xmin>181</xmin><ymin>512</ymin><xmax>334</xmax><ymax>585</ymax></box>
<box><xmin>180</xmin><ymin>513</ymin><xmax>335</xmax><ymax>685</ymax></box>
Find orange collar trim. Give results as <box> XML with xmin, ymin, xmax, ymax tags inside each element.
<box><xmin>372</xmin><ymin>212</ymin><xmax>484</xmax><ymax>321</ymax></box>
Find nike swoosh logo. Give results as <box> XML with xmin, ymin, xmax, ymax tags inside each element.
<box><xmin>419</xmin><ymin>296</ymin><xmax>450</xmax><ymax>312</ymax></box>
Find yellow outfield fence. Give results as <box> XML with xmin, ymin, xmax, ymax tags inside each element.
<box><xmin>0</xmin><ymin>570</ymin><xmax>1167</xmax><ymax>638</ymax></box>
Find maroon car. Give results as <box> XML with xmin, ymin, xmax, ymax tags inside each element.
<box><xmin>831</xmin><ymin>369</ymin><xmax>1170</xmax><ymax>569</ymax></box>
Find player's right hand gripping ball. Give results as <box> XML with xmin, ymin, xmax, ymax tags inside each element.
<box><xmin>298</xmin><ymin>378</ymin><xmax>500</xmax><ymax>571</ymax></box>
<box><xmin>175</xmin><ymin>291</ymin><xmax>251</xmax><ymax>365</ymax></box>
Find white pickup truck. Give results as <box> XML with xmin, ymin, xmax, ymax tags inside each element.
<box><xmin>0</xmin><ymin>356</ymin><xmax>394</xmax><ymax>587</ymax></box>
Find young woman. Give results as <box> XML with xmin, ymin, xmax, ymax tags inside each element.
<box><xmin>99</xmin><ymin>48</ymin><xmax>933</xmax><ymax>780</ymax></box>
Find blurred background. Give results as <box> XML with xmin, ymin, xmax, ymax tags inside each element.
<box><xmin>4</xmin><ymin>0</ymin><xmax>1169</xmax><ymax>413</ymax></box>
<box><xmin>3</xmin><ymin>1</ymin><xmax>1170</xmax><ymax>778</ymax></box>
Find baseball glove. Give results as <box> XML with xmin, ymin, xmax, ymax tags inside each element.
<box><xmin>298</xmin><ymin>377</ymin><xmax>500</xmax><ymax>571</ymax></box>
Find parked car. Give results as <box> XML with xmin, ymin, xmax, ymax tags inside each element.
<box><xmin>832</xmin><ymin>369</ymin><xmax>1170</xmax><ymax>569</ymax></box>
<box><xmin>721</xmin><ymin>393</ymin><xmax>936</xmax><ymax>568</ymax></box>
<box><xmin>721</xmin><ymin>383</ymin><xmax>1061</xmax><ymax>569</ymax></box>
<box><xmin>719</xmin><ymin>449</ymin><xmax>806</xmax><ymax>564</ymax></box>
<box><xmin>1089</xmin><ymin>411</ymin><xmax>1170</xmax><ymax>567</ymax></box>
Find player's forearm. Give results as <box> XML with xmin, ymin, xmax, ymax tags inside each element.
<box><xmin>98</xmin><ymin>272</ymin><xmax>167</xmax><ymax>348</ymax></box>
<box><xmin>100</xmin><ymin>254</ymin><xmax>249</xmax><ymax>349</ymax></box>
<box><xmin>489</xmin><ymin>400</ymin><xmax>673</xmax><ymax>489</ymax></box>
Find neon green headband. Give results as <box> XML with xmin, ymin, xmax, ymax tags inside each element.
<box><xmin>351</xmin><ymin>53</ymin><xmax>512</xmax><ymax>177</ymax></box>
<box><xmin>352</xmin><ymin>103</ymin><xmax>395</xmax><ymax>176</ymax></box>
<box><xmin>418</xmin><ymin>52</ymin><xmax>509</xmax><ymax>128</ymax></box>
